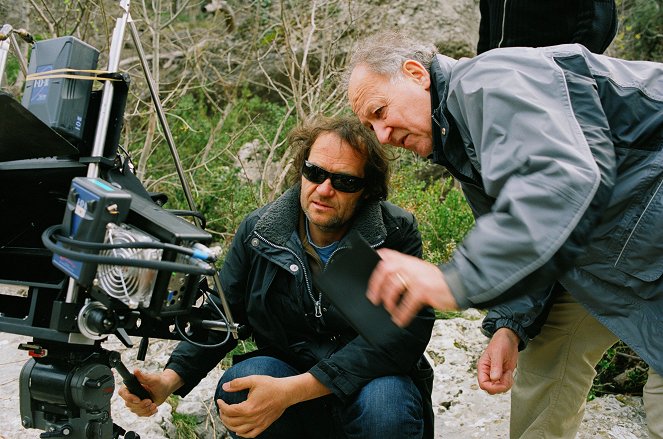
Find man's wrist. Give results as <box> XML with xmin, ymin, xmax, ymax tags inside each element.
<box><xmin>284</xmin><ymin>373</ymin><xmax>331</xmax><ymax>405</ymax></box>
<box><xmin>162</xmin><ymin>368</ymin><xmax>185</xmax><ymax>394</ymax></box>
<box><xmin>494</xmin><ymin>327</ymin><xmax>520</xmax><ymax>346</ymax></box>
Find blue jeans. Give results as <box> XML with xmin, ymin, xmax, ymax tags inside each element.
<box><xmin>215</xmin><ymin>356</ymin><xmax>424</xmax><ymax>439</ymax></box>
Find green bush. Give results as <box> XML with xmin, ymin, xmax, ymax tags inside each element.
<box><xmin>167</xmin><ymin>396</ymin><xmax>199</xmax><ymax>439</ymax></box>
<box><xmin>389</xmin><ymin>160</ymin><xmax>474</xmax><ymax>264</ymax></box>
<box><xmin>129</xmin><ymin>89</ymin><xmax>295</xmax><ymax>247</ymax></box>
<box><xmin>171</xmin><ymin>411</ymin><xmax>199</xmax><ymax>439</ymax></box>
<box><xmin>3</xmin><ymin>58</ymin><xmax>20</xmax><ymax>86</ymax></box>
<box><xmin>221</xmin><ymin>339</ymin><xmax>258</xmax><ymax>369</ymax></box>
<box><xmin>590</xmin><ymin>341</ymin><xmax>649</xmax><ymax>400</ymax></box>
<box><xmin>612</xmin><ymin>0</ymin><xmax>663</xmax><ymax>61</ymax></box>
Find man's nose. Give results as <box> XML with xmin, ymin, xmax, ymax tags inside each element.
<box><xmin>373</xmin><ymin>122</ymin><xmax>391</xmax><ymax>145</ymax></box>
<box><xmin>316</xmin><ymin>178</ymin><xmax>335</xmax><ymax>195</ymax></box>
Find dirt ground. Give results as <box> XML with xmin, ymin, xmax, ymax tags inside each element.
<box><xmin>0</xmin><ymin>310</ymin><xmax>650</xmax><ymax>439</ymax></box>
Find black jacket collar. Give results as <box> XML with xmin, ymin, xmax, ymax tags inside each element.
<box><xmin>253</xmin><ymin>185</ymin><xmax>387</xmax><ymax>247</ymax></box>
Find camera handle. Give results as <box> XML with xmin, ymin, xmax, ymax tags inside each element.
<box><xmin>108</xmin><ymin>351</ymin><xmax>151</xmax><ymax>401</ymax></box>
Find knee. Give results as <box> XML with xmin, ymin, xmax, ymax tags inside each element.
<box><xmin>214</xmin><ymin>356</ymin><xmax>298</xmax><ymax>405</ymax></box>
<box><xmin>346</xmin><ymin>376</ymin><xmax>423</xmax><ymax>437</ymax></box>
<box><xmin>215</xmin><ymin>368</ymin><xmax>248</xmax><ymax>405</ymax></box>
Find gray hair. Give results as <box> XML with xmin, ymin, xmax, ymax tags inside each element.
<box><xmin>345</xmin><ymin>31</ymin><xmax>438</xmax><ymax>83</ymax></box>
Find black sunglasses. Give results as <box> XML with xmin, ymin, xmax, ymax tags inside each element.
<box><xmin>302</xmin><ymin>160</ymin><xmax>366</xmax><ymax>193</ymax></box>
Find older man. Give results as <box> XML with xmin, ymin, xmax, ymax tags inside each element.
<box><xmin>347</xmin><ymin>31</ymin><xmax>663</xmax><ymax>438</ymax></box>
<box><xmin>119</xmin><ymin>115</ymin><xmax>435</xmax><ymax>439</ymax></box>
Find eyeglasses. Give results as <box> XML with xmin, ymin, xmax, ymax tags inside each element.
<box><xmin>302</xmin><ymin>160</ymin><xmax>366</xmax><ymax>193</ymax></box>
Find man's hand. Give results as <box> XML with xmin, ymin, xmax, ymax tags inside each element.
<box><xmin>366</xmin><ymin>248</ymin><xmax>458</xmax><ymax>327</ymax></box>
<box><xmin>118</xmin><ymin>369</ymin><xmax>184</xmax><ymax>417</ymax></box>
<box><xmin>218</xmin><ymin>373</ymin><xmax>330</xmax><ymax>438</ymax></box>
<box><xmin>477</xmin><ymin>328</ymin><xmax>520</xmax><ymax>394</ymax></box>
<box><xmin>217</xmin><ymin>375</ymin><xmax>294</xmax><ymax>438</ymax></box>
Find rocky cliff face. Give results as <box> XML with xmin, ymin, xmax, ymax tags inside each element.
<box><xmin>0</xmin><ymin>0</ymin><xmax>29</xmax><ymax>28</ymax></box>
<box><xmin>353</xmin><ymin>0</ymin><xmax>481</xmax><ymax>57</ymax></box>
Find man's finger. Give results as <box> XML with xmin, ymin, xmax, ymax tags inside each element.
<box><xmin>217</xmin><ymin>397</ymin><xmax>248</xmax><ymax>418</ymax></box>
<box><xmin>390</xmin><ymin>289</ymin><xmax>419</xmax><ymax>327</ymax></box>
<box><xmin>490</xmin><ymin>354</ymin><xmax>504</xmax><ymax>382</ymax></box>
<box><xmin>476</xmin><ymin>356</ymin><xmax>491</xmax><ymax>386</ymax></box>
<box><xmin>481</xmin><ymin>381</ymin><xmax>509</xmax><ymax>395</ymax></box>
<box><xmin>366</xmin><ymin>262</ymin><xmax>389</xmax><ymax>305</ymax></box>
<box><xmin>222</xmin><ymin>376</ymin><xmax>252</xmax><ymax>392</ymax></box>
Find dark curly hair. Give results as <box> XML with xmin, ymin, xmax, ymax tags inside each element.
<box><xmin>287</xmin><ymin>115</ymin><xmax>393</xmax><ymax>202</ymax></box>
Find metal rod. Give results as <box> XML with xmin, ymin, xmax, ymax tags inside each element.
<box><xmin>0</xmin><ymin>24</ymin><xmax>13</xmax><ymax>87</ymax></box>
<box><xmin>74</xmin><ymin>0</ymin><xmax>132</xmax><ymax>304</ymax></box>
<box><xmin>202</xmin><ymin>319</ymin><xmax>239</xmax><ymax>333</ymax></box>
<box><xmin>9</xmin><ymin>33</ymin><xmax>28</xmax><ymax>75</ymax></box>
<box><xmin>127</xmin><ymin>15</ymin><xmax>237</xmax><ymax>338</ymax></box>
<box><xmin>210</xmin><ymin>274</ymin><xmax>238</xmax><ymax>338</ymax></box>
<box><xmin>87</xmin><ymin>0</ymin><xmax>131</xmax><ymax>179</ymax></box>
<box><xmin>127</xmin><ymin>17</ymin><xmax>196</xmax><ymax>215</ymax></box>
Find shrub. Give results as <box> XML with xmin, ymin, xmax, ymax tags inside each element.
<box><xmin>611</xmin><ymin>0</ymin><xmax>663</xmax><ymax>61</ymax></box>
<box><xmin>389</xmin><ymin>159</ymin><xmax>474</xmax><ymax>264</ymax></box>
<box><xmin>590</xmin><ymin>341</ymin><xmax>649</xmax><ymax>400</ymax></box>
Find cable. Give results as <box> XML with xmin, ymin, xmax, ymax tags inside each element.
<box><xmin>174</xmin><ymin>287</ymin><xmax>232</xmax><ymax>348</ymax></box>
<box><xmin>42</xmin><ymin>225</ymin><xmax>216</xmax><ymax>276</ymax></box>
<box><xmin>52</xmin><ymin>229</ymin><xmax>216</xmax><ymax>262</ymax></box>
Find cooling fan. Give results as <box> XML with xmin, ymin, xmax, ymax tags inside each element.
<box><xmin>97</xmin><ymin>223</ymin><xmax>161</xmax><ymax>309</ymax></box>
<box><xmin>45</xmin><ymin>177</ymin><xmax>215</xmax><ymax>317</ymax></box>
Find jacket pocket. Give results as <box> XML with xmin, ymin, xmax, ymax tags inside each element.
<box><xmin>613</xmin><ymin>176</ymin><xmax>663</xmax><ymax>282</ymax></box>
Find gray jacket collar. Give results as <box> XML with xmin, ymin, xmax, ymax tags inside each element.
<box><xmin>429</xmin><ymin>54</ymin><xmax>457</xmax><ymax>165</ymax></box>
<box><xmin>253</xmin><ymin>185</ymin><xmax>387</xmax><ymax>247</ymax></box>
<box><xmin>429</xmin><ymin>54</ymin><xmax>481</xmax><ymax>186</ymax></box>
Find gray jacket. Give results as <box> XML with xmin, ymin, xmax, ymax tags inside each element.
<box><xmin>428</xmin><ymin>44</ymin><xmax>663</xmax><ymax>374</ymax></box>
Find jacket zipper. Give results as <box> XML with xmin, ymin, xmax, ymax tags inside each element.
<box><xmin>253</xmin><ymin>231</ymin><xmax>321</xmax><ymax>317</ymax></box>
<box><xmin>614</xmin><ymin>177</ymin><xmax>663</xmax><ymax>267</ymax></box>
<box><xmin>497</xmin><ymin>0</ymin><xmax>508</xmax><ymax>48</ymax></box>
<box><xmin>254</xmin><ymin>231</ymin><xmax>387</xmax><ymax>318</ymax></box>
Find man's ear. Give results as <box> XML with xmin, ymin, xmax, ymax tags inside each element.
<box><xmin>402</xmin><ymin>60</ymin><xmax>431</xmax><ymax>90</ymax></box>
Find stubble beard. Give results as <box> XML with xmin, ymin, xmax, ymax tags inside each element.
<box><xmin>304</xmin><ymin>209</ymin><xmax>345</xmax><ymax>233</ymax></box>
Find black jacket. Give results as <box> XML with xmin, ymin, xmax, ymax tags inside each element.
<box><xmin>477</xmin><ymin>0</ymin><xmax>617</xmax><ymax>55</ymax></box>
<box><xmin>166</xmin><ymin>185</ymin><xmax>436</xmax><ymax>437</ymax></box>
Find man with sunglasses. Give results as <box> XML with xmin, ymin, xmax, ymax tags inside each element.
<box><xmin>119</xmin><ymin>115</ymin><xmax>435</xmax><ymax>439</ymax></box>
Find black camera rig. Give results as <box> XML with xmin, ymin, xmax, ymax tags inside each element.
<box><xmin>0</xmin><ymin>2</ymin><xmax>237</xmax><ymax>438</ymax></box>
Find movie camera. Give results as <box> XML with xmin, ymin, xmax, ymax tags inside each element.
<box><xmin>0</xmin><ymin>2</ymin><xmax>237</xmax><ymax>437</ymax></box>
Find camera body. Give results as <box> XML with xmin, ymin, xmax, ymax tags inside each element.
<box><xmin>0</xmin><ymin>31</ymin><xmax>227</xmax><ymax>439</ymax></box>
<box><xmin>0</xmin><ymin>35</ymin><xmax>214</xmax><ymax>341</ymax></box>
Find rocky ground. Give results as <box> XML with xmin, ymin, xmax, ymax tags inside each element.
<box><xmin>0</xmin><ymin>309</ymin><xmax>649</xmax><ymax>439</ymax></box>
